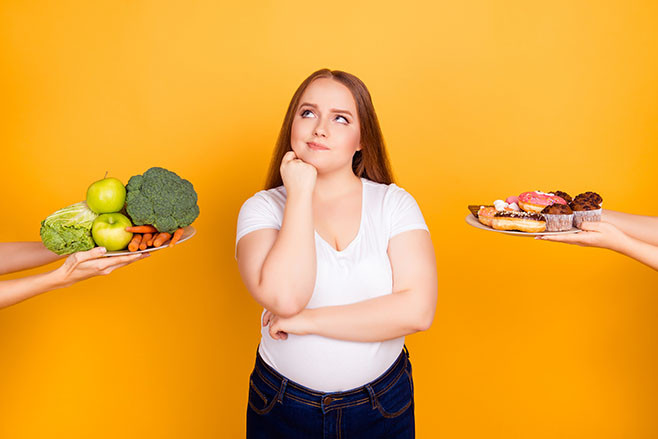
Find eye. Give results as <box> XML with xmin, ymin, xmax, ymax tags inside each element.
<box><xmin>301</xmin><ymin>109</ymin><xmax>315</xmax><ymax>118</ymax></box>
<box><xmin>335</xmin><ymin>115</ymin><xmax>349</xmax><ymax>124</ymax></box>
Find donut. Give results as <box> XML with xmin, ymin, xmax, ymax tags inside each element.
<box><xmin>477</xmin><ymin>206</ymin><xmax>496</xmax><ymax>227</ymax></box>
<box><xmin>550</xmin><ymin>191</ymin><xmax>572</xmax><ymax>203</ymax></box>
<box><xmin>518</xmin><ymin>191</ymin><xmax>567</xmax><ymax>213</ymax></box>
<box><xmin>491</xmin><ymin>211</ymin><xmax>546</xmax><ymax>233</ymax></box>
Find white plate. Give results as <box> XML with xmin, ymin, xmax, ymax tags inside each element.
<box><xmin>466</xmin><ymin>214</ymin><xmax>579</xmax><ymax>236</ymax></box>
<box><xmin>102</xmin><ymin>226</ymin><xmax>196</xmax><ymax>257</ymax></box>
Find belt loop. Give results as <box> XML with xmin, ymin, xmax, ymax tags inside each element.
<box><xmin>403</xmin><ymin>344</ymin><xmax>410</xmax><ymax>359</ymax></box>
<box><xmin>277</xmin><ymin>378</ymin><xmax>288</xmax><ymax>404</ymax></box>
<box><xmin>365</xmin><ymin>384</ymin><xmax>377</xmax><ymax>410</ymax></box>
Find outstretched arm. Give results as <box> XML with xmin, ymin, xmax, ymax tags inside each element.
<box><xmin>602</xmin><ymin>210</ymin><xmax>658</xmax><ymax>246</ymax></box>
<box><xmin>538</xmin><ymin>221</ymin><xmax>658</xmax><ymax>271</ymax></box>
<box><xmin>0</xmin><ymin>242</ymin><xmax>65</xmax><ymax>275</ymax></box>
<box><xmin>0</xmin><ymin>247</ymin><xmax>147</xmax><ymax>309</ymax></box>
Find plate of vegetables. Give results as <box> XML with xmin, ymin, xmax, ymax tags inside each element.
<box><xmin>39</xmin><ymin>167</ymin><xmax>199</xmax><ymax>257</ymax></box>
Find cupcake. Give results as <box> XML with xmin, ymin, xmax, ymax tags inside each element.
<box><xmin>541</xmin><ymin>204</ymin><xmax>574</xmax><ymax>232</ymax></box>
<box><xmin>570</xmin><ymin>199</ymin><xmax>602</xmax><ymax>228</ymax></box>
<box><xmin>550</xmin><ymin>190</ymin><xmax>572</xmax><ymax>204</ymax></box>
<box><xmin>573</xmin><ymin>191</ymin><xmax>602</xmax><ymax>207</ymax></box>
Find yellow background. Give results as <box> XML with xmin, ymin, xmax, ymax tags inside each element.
<box><xmin>1</xmin><ymin>1</ymin><xmax>657</xmax><ymax>437</ymax></box>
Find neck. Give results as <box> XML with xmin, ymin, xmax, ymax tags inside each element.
<box><xmin>313</xmin><ymin>167</ymin><xmax>362</xmax><ymax>201</ymax></box>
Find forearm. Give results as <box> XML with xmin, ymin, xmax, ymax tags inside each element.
<box><xmin>0</xmin><ymin>270</ymin><xmax>63</xmax><ymax>309</ymax></box>
<box><xmin>0</xmin><ymin>242</ymin><xmax>64</xmax><ymax>275</ymax></box>
<box><xmin>616</xmin><ymin>236</ymin><xmax>658</xmax><ymax>271</ymax></box>
<box><xmin>603</xmin><ymin>210</ymin><xmax>658</xmax><ymax>246</ymax></box>
<box><xmin>300</xmin><ymin>290</ymin><xmax>435</xmax><ymax>342</ymax></box>
<box><xmin>259</xmin><ymin>191</ymin><xmax>317</xmax><ymax>315</ymax></box>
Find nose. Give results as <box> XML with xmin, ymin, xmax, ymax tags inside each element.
<box><xmin>313</xmin><ymin>117</ymin><xmax>328</xmax><ymax>138</ymax></box>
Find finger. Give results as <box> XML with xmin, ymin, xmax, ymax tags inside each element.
<box><xmin>579</xmin><ymin>221</ymin><xmax>602</xmax><ymax>232</ymax></box>
<box><xmin>101</xmin><ymin>252</ymin><xmax>151</xmax><ymax>274</ymax></box>
<box><xmin>97</xmin><ymin>253</ymin><xmax>143</xmax><ymax>270</ymax></box>
<box><xmin>85</xmin><ymin>253</ymin><xmax>146</xmax><ymax>276</ymax></box>
<box><xmin>62</xmin><ymin>246</ymin><xmax>106</xmax><ymax>272</ymax></box>
<box><xmin>100</xmin><ymin>260</ymin><xmax>134</xmax><ymax>275</ymax></box>
<box><xmin>263</xmin><ymin>311</ymin><xmax>271</xmax><ymax>327</ymax></box>
<box><xmin>536</xmin><ymin>233</ymin><xmax>583</xmax><ymax>242</ymax></box>
<box><xmin>281</xmin><ymin>150</ymin><xmax>297</xmax><ymax>164</ymax></box>
<box><xmin>269</xmin><ymin>324</ymin><xmax>279</xmax><ymax>340</ymax></box>
<box><xmin>72</xmin><ymin>246</ymin><xmax>107</xmax><ymax>264</ymax></box>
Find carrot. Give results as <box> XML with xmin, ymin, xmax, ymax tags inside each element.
<box><xmin>125</xmin><ymin>225</ymin><xmax>158</xmax><ymax>233</ymax></box>
<box><xmin>147</xmin><ymin>233</ymin><xmax>156</xmax><ymax>247</ymax></box>
<box><xmin>153</xmin><ymin>232</ymin><xmax>171</xmax><ymax>247</ymax></box>
<box><xmin>128</xmin><ymin>234</ymin><xmax>142</xmax><ymax>252</ymax></box>
<box><xmin>140</xmin><ymin>233</ymin><xmax>152</xmax><ymax>250</ymax></box>
<box><xmin>168</xmin><ymin>228</ymin><xmax>184</xmax><ymax>247</ymax></box>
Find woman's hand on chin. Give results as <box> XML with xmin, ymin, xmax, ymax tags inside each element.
<box><xmin>280</xmin><ymin>150</ymin><xmax>317</xmax><ymax>196</ymax></box>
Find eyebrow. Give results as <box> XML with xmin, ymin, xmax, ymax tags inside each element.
<box><xmin>299</xmin><ymin>102</ymin><xmax>353</xmax><ymax>117</ymax></box>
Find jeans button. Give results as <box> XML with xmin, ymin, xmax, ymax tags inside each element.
<box><xmin>323</xmin><ymin>396</ymin><xmax>333</xmax><ymax>405</ymax></box>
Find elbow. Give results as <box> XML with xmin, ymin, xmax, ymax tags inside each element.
<box><xmin>274</xmin><ymin>302</ymin><xmax>305</xmax><ymax>318</ymax></box>
<box><xmin>257</xmin><ymin>272</ymin><xmax>313</xmax><ymax>318</ymax></box>
<box><xmin>268</xmin><ymin>296</ymin><xmax>307</xmax><ymax>318</ymax></box>
<box><xmin>413</xmin><ymin>319</ymin><xmax>433</xmax><ymax>333</ymax></box>
<box><xmin>412</xmin><ymin>308</ymin><xmax>435</xmax><ymax>333</ymax></box>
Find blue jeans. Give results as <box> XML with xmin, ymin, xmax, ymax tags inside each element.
<box><xmin>246</xmin><ymin>346</ymin><xmax>415</xmax><ymax>438</ymax></box>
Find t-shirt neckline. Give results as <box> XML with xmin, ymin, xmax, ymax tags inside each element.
<box><xmin>314</xmin><ymin>177</ymin><xmax>366</xmax><ymax>254</ymax></box>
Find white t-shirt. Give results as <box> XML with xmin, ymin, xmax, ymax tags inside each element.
<box><xmin>235</xmin><ymin>177</ymin><xmax>429</xmax><ymax>392</ymax></box>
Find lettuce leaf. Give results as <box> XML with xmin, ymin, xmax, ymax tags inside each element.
<box><xmin>40</xmin><ymin>201</ymin><xmax>98</xmax><ymax>255</ymax></box>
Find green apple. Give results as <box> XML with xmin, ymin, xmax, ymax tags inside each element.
<box><xmin>91</xmin><ymin>213</ymin><xmax>133</xmax><ymax>251</ymax></box>
<box><xmin>86</xmin><ymin>177</ymin><xmax>126</xmax><ymax>214</ymax></box>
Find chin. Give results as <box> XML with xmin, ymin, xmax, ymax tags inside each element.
<box><xmin>301</xmin><ymin>155</ymin><xmax>324</xmax><ymax>170</ymax></box>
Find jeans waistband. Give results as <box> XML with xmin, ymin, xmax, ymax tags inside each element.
<box><xmin>252</xmin><ymin>345</ymin><xmax>410</xmax><ymax>412</ymax></box>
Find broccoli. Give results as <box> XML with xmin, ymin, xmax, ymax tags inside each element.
<box><xmin>125</xmin><ymin>167</ymin><xmax>199</xmax><ymax>233</ymax></box>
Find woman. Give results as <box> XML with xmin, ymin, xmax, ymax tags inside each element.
<box><xmin>538</xmin><ymin>210</ymin><xmax>658</xmax><ymax>270</ymax></box>
<box><xmin>0</xmin><ymin>242</ymin><xmax>147</xmax><ymax>309</ymax></box>
<box><xmin>235</xmin><ymin>69</ymin><xmax>437</xmax><ymax>438</ymax></box>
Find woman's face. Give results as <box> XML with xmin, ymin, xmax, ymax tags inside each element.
<box><xmin>290</xmin><ymin>78</ymin><xmax>361</xmax><ymax>174</ymax></box>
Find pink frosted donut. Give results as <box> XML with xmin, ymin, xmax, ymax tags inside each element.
<box><xmin>505</xmin><ymin>195</ymin><xmax>519</xmax><ymax>205</ymax></box>
<box><xmin>518</xmin><ymin>191</ymin><xmax>567</xmax><ymax>213</ymax></box>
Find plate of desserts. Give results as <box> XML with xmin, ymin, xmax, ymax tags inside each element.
<box><xmin>466</xmin><ymin>190</ymin><xmax>603</xmax><ymax>236</ymax></box>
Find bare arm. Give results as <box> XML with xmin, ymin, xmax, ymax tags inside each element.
<box><xmin>539</xmin><ymin>221</ymin><xmax>658</xmax><ymax>271</ymax></box>
<box><xmin>237</xmin><ymin>191</ymin><xmax>317</xmax><ymax>317</ymax></box>
<box><xmin>264</xmin><ymin>229</ymin><xmax>438</xmax><ymax>342</ymax></box>
<box><xmin>603</xmin><ymin>210</ymin><xmax>658</xmax><ymax>246</ymax></box>
<box><xmin>617</xmin><ymin>237</ymin><xmax>658</xmax><ymax>271</ymax></box>
<box><xmin>0</xmin><ymin>242</ymin><xmax>65</xmax><ymax>275</ymax></box>
<box><xmin>236</xmin><ymin>151</ymin><xmax>318</xmax><ymax>318</ymax></box>
<box><xmin>0</xmin><ymin>247</ymin><xmax>148</xmax><ymax>309</ymax></box>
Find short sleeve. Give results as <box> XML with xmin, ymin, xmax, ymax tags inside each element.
<box><xmin>235</xmin><ymin>192</ymin><xmax>282</xmax><ymax>258</ymax></box>
<box><xmin>387</xmin><ymin>185</ymin><xmax>429</xmax><ymax>239</ymax></box>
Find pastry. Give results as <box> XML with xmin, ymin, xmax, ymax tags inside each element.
<box><xmin>541</xmin><ymin>204</ymin><xmax>574</xmax><ymax>232</ymax></box>
<box><xmin>571</xmin><ymin>200</ymin><xmax>602</xmax><ymax>228</ymax></box>
<box><xmin>518</xmin><ymin>191</ymin><xmax>567</xmax><ymax>213</ymax></box>
<box><xmin>491</xmin><ymin>211</ymin><xmax>546</xmax><ymax>233</ymax></box>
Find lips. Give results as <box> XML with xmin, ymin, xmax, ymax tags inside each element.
<box><xmin>307</xmin><ymin>142</ymin><xmax>329</xmax><ymax>151</ymax></box>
